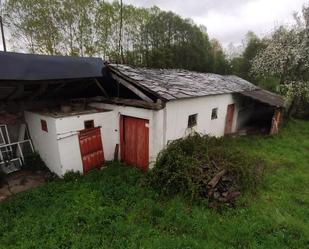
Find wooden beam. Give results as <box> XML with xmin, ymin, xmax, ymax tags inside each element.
<box><xmin>111</xmin><ymin>97</ymin><xmax>163</xmax><ymax>109</ymax></box>
<box><xmin>110</xmin><ymin>73</ymin><xmax>153</xmax><ymax>103</ymax></box>
<box><xmin>94</xmin><ymin>78</ymin><xmax>109</xmax><ymax>97</ymax></box>
<box><xmin>107</xmin><ymin>64</ymin><xmax>163</xmax><ymax>100</ymax></box>
<box><xmin>76</xmin><ymin>96</ymin><xmax>165</xmax><ymax>110</ymax></box>
<box><xmin>50</xmin><ymin>82</ymin><xmax>67</xmax><ymax>94</ymax></box>
<box><xmin>6</xmin><ymin>84</ymin><xmax>24</xmax><ymax>100</ymax></box>
<box><xmin>29</xmin><ymin>83</ymin><xmax>48</xmax><ymax>100</ymax></box>
<box><xmin>71</xmin><ymin>81</ymin><xmax>94</xmax><ymax>94</ymax></box>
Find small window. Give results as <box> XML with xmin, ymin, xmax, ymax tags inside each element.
<box><xmin>188</xmin><ymin>114</ymin><xmax>197</xmax><ymax>128</ymax></box>
<box><xmin>41</xmin><ymin>119</ymin><xmax>48</xmax><ymax>132</ymax></box>
<box><xmin>84</xmin><ymin>120</ymin><xmax>94</xmax><ymax>129</ymax></box>
<box><xmin>211</xmin><ymin>108</ymin><xmax>218</xmax><ymax>120</ymax></box>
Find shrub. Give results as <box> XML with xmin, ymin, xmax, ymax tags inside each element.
<box><xmin>207</xmin><ymin>145</ymin><xmax>265</xmax><ymax>193</ymax></box>
<box><xmin>147</xmin><ymin>134</ymin><xmax>208</xmax><ymax>199</ymax></box>
<box><xmin>63</xmin><ymin>171</ymin><xmax>82</xmax><ymax>182</ymax></box>
<box><xmin>147</xmin><ymin>133</ymin><xmax>265</xmax><ymax>201</ymax></box>
<box><xmin>23</xmin><ymin>152</ymin><xmax>48</xmax><ymax>171</ymax></box>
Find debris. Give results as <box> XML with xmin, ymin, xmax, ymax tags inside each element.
<box><xmin>226</xmin><ymin>191</ymin><xmax>241</xmax><ymax>201</ymax></box>
<box><xmin>208</xmin><ymin>169</ymin><xmax>227</xmax><ymax>188</ymax></box>
<box><xmin>204</xmin><ymin>168</ymin><xmax>242</xmax><ymax>208</ymax></box>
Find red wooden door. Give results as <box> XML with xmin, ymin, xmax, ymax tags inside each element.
<box><xmin>225</xmin><ymin>104</ymin><xmax>235</xmax><ymax>135</ymax></box>
<box><xmin>79</xmin><ymin>127</ymin><xmax>105</xmax><ymax>173</ymax></box>
<box><xmin>120</xmin><ymin>116</ymin><xmax>149</xmax><ymax>171</ymax></box>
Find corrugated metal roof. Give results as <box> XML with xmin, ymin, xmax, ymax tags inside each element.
<box><xmin>108</xmin><ymin>64</ymin><xmax>259</xmax><ymax>100</ymax></box>
<box><xmin>239</xmin><ymin>89</ymin><xmax>285</xmax><ymax>107</ymax></box>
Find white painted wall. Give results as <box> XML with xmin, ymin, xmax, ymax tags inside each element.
<box><xmin>89</xmin><ymin>103</ymin><xmax>164</xmax><ymax>166</ymax></box>
<box><xmin>164</xmin><ymin>93</ymin><xmax>239</xmax><ymax>141</ymax></box>
<box><xmin>25</xmin><ymin>110</ymin><xmax>116</xmax><ymax>175</ymax></box>
<box><xmin>91</xmin><ymin>93</ymin><xmax>241</xmax><ymax>167</ymax></box>
<box><xmin>55</xmin><ymin>110</ymin><xmax>116</xmax><ymax>174</ymax></box>
<box><xmin>24</xmin><ymin>111</ymin><xmax>62</xmax><ymax>176</ymax></box>
<box><xmin>25</xmin><ymin>93</ymin><xmax>244</xmax><ymax>175</ymax></box>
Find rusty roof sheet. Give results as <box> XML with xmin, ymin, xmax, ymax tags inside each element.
<box><xmin>108</xmin><ymin>64</ymin><xmax>259</xmax><ymax>100</ymax></box>
<box><xmin>239</xmin><ymin>89</ymin><xmax>285</xmax><ymax>107</ymax></box>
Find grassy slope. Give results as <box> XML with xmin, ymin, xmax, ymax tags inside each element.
<box><xmin>0</xmin><ymin>120</ymin><xmax>308</xmax><ymax>249</ymax></box>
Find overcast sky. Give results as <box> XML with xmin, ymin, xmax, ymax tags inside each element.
<box><xmin>124</xmin><ymin>0</ymin><xmax>308</xmax><ymax>46</ymax></box>
<box><xmin>0</xmin><ymin>0</ymin><xmax>308</xmax><ymax>51</ymax></box>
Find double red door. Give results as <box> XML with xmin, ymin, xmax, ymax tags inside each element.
<box><xmin>120</xmin><ymin>116</ymin><xmax>149</xmax><ymax>171</ymax></box>
<box><xmin>79</xmin><ymin>127</ymin><xmax>105</xmax><ymax>173</ymax></box>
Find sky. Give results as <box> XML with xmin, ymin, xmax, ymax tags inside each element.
<box><xmin>123</xmin><ymin>0</ymin><xmax>308</xmax><ymax>46</ymax></box>
<box><xmin>0</xmin><ymin>0</ymin><xmax>308</xmax><ymax>51</ymax></box>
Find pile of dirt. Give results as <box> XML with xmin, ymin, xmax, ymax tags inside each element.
<box><xmin>0</xmin><ymin>170</ymin><xmax>50</xmax><ymax>202</ymax></box>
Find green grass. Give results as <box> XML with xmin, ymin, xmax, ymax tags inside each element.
<box><xmin>0</xmin><ymin>120</ymin><xmax>308</xmax><ymax>249</ymax></box>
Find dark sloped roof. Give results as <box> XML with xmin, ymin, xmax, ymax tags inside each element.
<box><xmin>108</xmin><ymin>64</ymin><xmax>259</xmax><ymax>100</ymax></box>
<box><xmin>0</xmin><ymin>52</ymin><xmax>105</xmax><ymax>81</ymax></box>
<box><xmin>239</xmin><ymin>89</ymin><xmax>285</xmax><ymax>107</ymax></box>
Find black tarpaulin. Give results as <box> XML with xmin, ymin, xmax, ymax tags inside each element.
<box><xmin>0</xmin><ymin>52</ymin><xmax>105</xmax><ymax>81</ymax></box>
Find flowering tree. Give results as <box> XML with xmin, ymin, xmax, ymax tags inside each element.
<box><xmin>251</xmin><ymin>7</ymin><xmax>309</xmax><ymax>118</ymax></box>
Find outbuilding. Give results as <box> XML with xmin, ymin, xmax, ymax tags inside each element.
<box><xmin>0</xmin><ymin>52</ymin><xmax>285</xmax><ymax>175</ymax></box>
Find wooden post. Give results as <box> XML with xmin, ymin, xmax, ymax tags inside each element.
<box><xmin>0</xmin><ymin>16</ymin><xmax>6</xmax><ymax>52</ymax></box>
<box><xmin>270</xmin><ymin>108</ymin><xmax>282</xmax><ymax>135</ymax></box>
<box><xmin>114</xmin><ymin>144</ymin><xmax>119</xmax><ymax>161</ymax></box>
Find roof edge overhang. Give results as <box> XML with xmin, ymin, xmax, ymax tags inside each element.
<box><xmin>238</xmin><ymin>89</ymin><xmax>285</xmax><ymax>108</ymax></box>
<box><xmin>0</xmin><ymin>77</ymin><xmax>102</xmax><ymax>84</ymax></box>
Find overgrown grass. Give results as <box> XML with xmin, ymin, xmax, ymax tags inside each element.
<box><xmin>0</xmin><ymin>120</ymin><xmax>308</xmax><ymax>249</ymax></box>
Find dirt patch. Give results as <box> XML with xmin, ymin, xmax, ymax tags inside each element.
<box><xmin>0</xmin><ymin>170</ymin><xmax>47</xmax><ymax>202</ymax></box>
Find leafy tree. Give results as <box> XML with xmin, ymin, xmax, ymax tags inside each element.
<box><xmin>3</xmin><ymin>0</ymin><xmax>228</xmax><ymax>74</ymax></box>
<box><xmin>251</xmin><ymin>7</ymin><xmax>309</xmax><ymax>118</ymax></box>
<box><xmin>210</xmin><ymin>39</ymin><xmax>230</xmax><ymax>74</ymax></box>
<box><xmin>230</xmin><ymin>32</ymin><xmax>266</xmax><ymax>82</ymax></box>
<box><xmin>4</xmin><ymin>0</ymin><xmax>62</xmax><ymax>54</ymax></box>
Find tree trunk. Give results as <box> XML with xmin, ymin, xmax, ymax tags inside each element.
<box><xmin>118</xmin><ymin>0</ymin><xmax>124</xmax><ymax>63</ymax></box>
<box><xmin>287</xmin><ymin>96</ymin><xmax>297</xmax><ymax>118</ymax></box>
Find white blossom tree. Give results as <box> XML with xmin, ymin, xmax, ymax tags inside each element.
<box><xmin>251</xmin><ymin>6</ymin><xmax>309</xmax><ymax>117</ymax></box>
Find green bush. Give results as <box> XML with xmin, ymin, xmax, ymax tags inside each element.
<box><xmin>147</xmin><ymin>133</ymin><xmax>265</xmax><ymax>200</ymax></box>
<box><xmin>209</xmin><ymin>146</ymin><xmax>265</xmax><ymax>192</ymax></box>
<box><xmin>23</xmin><ymin>152</ymin><xmax>48</xmax><ymax>171</ymax></box>
<box><xmin>147</xmin><ymin>134</ymin><xmax>208</xmax><ymax>199</ymax></box>
<box><xmin>63</xmin><ymin>171</ymin><xmax>82</xmax><ymax>182</ymax></box>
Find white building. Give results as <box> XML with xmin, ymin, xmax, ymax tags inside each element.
<box><xmin>0</xmin><ymin>53</ymin><xmax>284</xmax><ymax>176</ymax></box>
<box><xmin>25</xmin><ymin>64</ymin><xmax>284</xmax><ymax>175</ymax></box>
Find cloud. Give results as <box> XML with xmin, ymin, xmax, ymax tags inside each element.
<box><xmin>124</xmin><ymin>0</ymin><xmax>308</xmax><ymax>45</ymax></box>
<box><xmin>1</xmin><ymin>0</ymin><xmax>307</xmax><ymax>51</ymax></box>
<box><xmin>124</xmin><ymin>0</ymin><xmax>255</xmax><ymax>17</ymax></box>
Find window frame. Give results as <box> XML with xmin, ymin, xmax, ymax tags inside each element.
<box><xmin>187</xmin><ymin>114</ymin><xmax>198</xmax><ymax>128</ymax></box>
<box><xmin>211</xmin><ymin>108</ymin><xmax>218</xmax><ymax>120</ymax></box>
<box><xmin>84</xmin><ymin>120</ymin><xmax>95</xmax><ymax>130</ymax></box>
<box><xmin>41</xmin><ymin>119</ymin><xmax>48</xmax><ymax>132</ymax></box>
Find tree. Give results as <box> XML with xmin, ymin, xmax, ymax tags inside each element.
<box><xmin>210</xmin><ymin>39</ymin><xmax>230</xmax><ymax>74</ymax></box>
<box><xmin>3</xmin><ymin>0</ymin><xmax>225</xmax><ymax>74</ymax></box>
<box><xmin>230</xmin><ymin>31</ymin><xmax>266</xmax><ymax>82</ymax></box>
<box><xmin>4</xmin><ymin>0</ymin><xmax>62</xmax><ymax>54</ymax></box>
<box><xmin>251</xmin><ymin>7</ymin><xmax>309</xmax><ymax>118</ymax></box>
